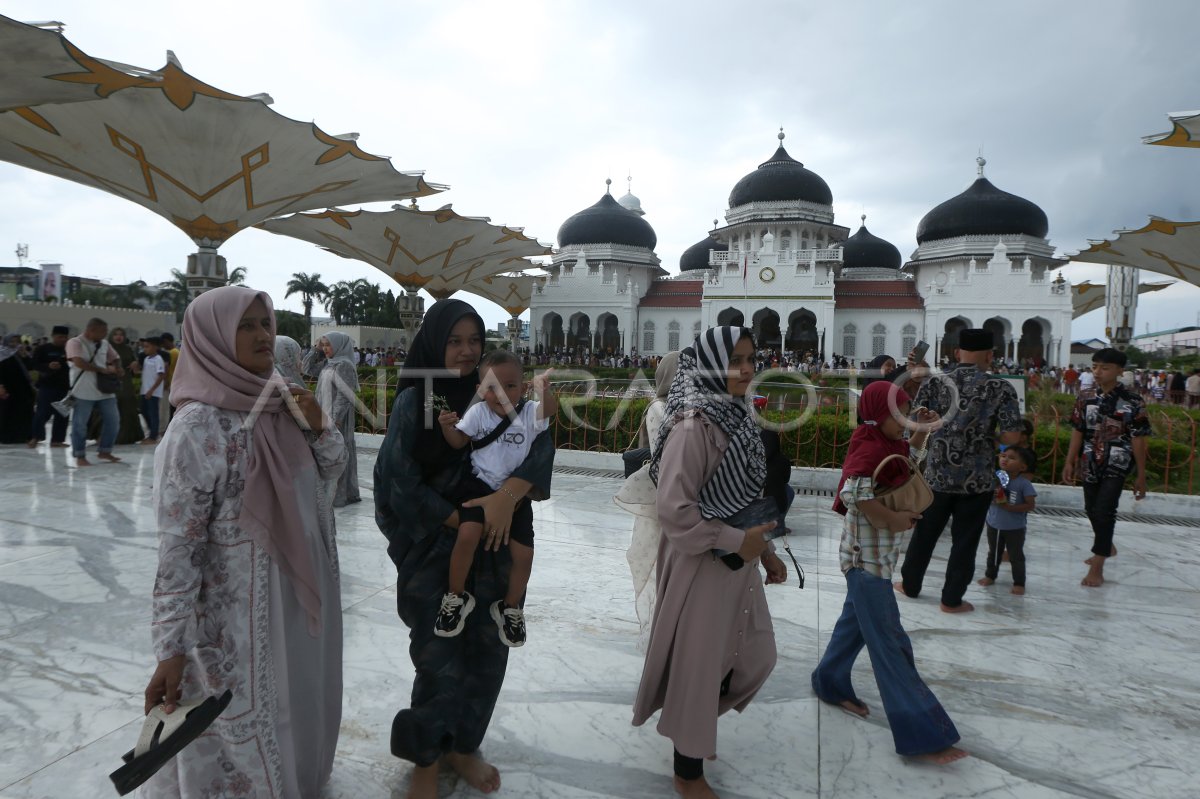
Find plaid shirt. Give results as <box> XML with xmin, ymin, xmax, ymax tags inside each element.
<box><xmin>837</xmin><ymin>445</ymin><xmax>925</xmax><ymax>579</ymax></box>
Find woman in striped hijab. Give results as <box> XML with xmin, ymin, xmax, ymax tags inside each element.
<box><xmin>633</xmin><ymin>326</ymin><xmax>788</xmax><ymax>798</ymax></box>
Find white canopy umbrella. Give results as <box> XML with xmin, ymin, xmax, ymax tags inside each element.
<box><xmin>0</xmin><ymin>59</ymin><xmax>439</xmax><ymax>249</ymax></box>
<box><xmin>452</xmin><ymin>272</ymin><xmax>546</xmax><ymax>314</ymax></box>
<box><xmin>1072</xmin><ymin>218</ymin><xmax>1200</xmax><ymax>289</ymax></box>
<box><xmin>0</xmin><ymin>13</ymin><xmax>152</xmax><ymax>112</ymax></box>
<box><xmin>1143</xmin><ymin>110</ymin><xmax>1200</xmax><ymax>149</ymax></box>
<box><xmin>260</xmin><ymin>204</ymin><xmax>550</xmax><ymax>293</ymax></box>
<box><xmin>1070</xmin><ymin>278</ymin><xmax>1174</xmax><ymax>318</ymax></box>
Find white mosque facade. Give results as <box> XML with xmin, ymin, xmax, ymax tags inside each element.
<box><xmin>530</xmin><ymin>134</ymin><xmax>1073</xmax><ymax>367</ymax></box>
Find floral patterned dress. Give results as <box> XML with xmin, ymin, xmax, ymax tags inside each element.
<box><xmin>145</xmin><ymin>402</ymin><xmax>347</xmax><ymax>799</ymax></box>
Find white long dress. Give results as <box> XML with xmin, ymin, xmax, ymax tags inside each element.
<box><xmin>145</xmin><ymin>402</ymin><xmax>346</xmax><ymax>799</ymax></box>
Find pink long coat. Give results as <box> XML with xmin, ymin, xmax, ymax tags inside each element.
<box><xmin>631</xmin><ymin>412</ymin><xmax>777</xmax><ymax>759</ymax></box>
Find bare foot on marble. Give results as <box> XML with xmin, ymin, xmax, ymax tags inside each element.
<box><xmin>97</xmin><ymin>452</ymin><xmax>121</xmax><ymax>463</ymax></box>
<box><xmin>405</xmin><ymin>762</ymin><xmax>439</xmax><ymax>799</ymax></box>
<box><xmin>75</xmin><ymin>457</ymin><xmax>91</xmax><ymax>467</ymax></box>
<box><xmin>940</xmin><ymin>601</ymin><xmax>975</xmax><ymax>614</ymax></box>
<box><xmin>913</xmin><ymin>746</ymin><xmax>970</xmax><ymax>765</ymax></box>
<box><xmin>1085</xmin><ymin>545</ymin><xmax>1116</xmax><ymax>565</ymax></box>
<box><xmin>840</xmin><ymin>698</ymin><xmax>870</xmax><ymax>718</ymax></box>
<box><xmin>1081</xmin><ymin>567</ymin><xmax>1105</xmax><ymax>587</ymax></box>
<box><xmin>893</xmin><ymin>582</ymin><xmax>915</xmax><ymax>598</ymax></box>
<box><xmin>674</xmin><ymin>774</ymin><xmax>720</xmax><ymax>798</ymax></box>
<box><xmin>977</xmin><ymin>577</ymin><xmax>994</xmax><ymax>586</ymax></box>
<box><xmin>1011</xmin><ymin>586</ymin><xmax>1026</xmax><ymax>595</ymax></box>
<box><xmin>445</xmin><ymin>751</ymin><xmax>500</xmax><ymax>794</ymax></box>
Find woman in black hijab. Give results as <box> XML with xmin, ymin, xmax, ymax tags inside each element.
<box><xmin>374</xmin><ymin>299</ymin><xmax>555</xmax><ymax>798</ymax></box>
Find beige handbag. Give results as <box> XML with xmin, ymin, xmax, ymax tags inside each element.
<box><xmin>871</xmin><ymin>454</ymin><xmax>934</xmax><ymax>515</ymax></box>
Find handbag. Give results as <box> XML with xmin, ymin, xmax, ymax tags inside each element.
<box><xmin>871</xmin><ymin>453</ymin><xmax>934</xmax><ymax>515</ymax></box>
<box><xmin>97</xmin><ymin>371</ymin><xmax>121</xmax><ymax>394</ymax></box>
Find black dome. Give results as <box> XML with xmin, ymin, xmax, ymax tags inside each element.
<box><xmin>842</xmin><ymin>223</ymin><xmax>901</xmax><ymax>270</ymax></box>
<box><xmin>680</xmin><ymin>234</ymin><xmax>728</xmax><ymax>271</ymax></box>
<box><xmin>916</xmin><ymin>177</ymin><xmax>1049</xmax><ymax>244</ymax></box>
<box><xmin>728</xmin><ymin>145</ymin><xmax>833</xmax><ymax>208</ymax></box>
<box><xmin>557</xmin><ymin>192</ymin><xmax>657</xmax><ymax>249</ymax></box>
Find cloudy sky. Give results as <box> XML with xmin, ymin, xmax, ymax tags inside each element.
<box><xmin>3</xmin><ymin>0</ymin><xmax>1199</xmax><ymax>339</ymax></box>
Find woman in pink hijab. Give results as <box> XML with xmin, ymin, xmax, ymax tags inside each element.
<box><xmin>141</xmin><ymin>287</ymin><xmax>348</xmax><ymax>798</ymax></box>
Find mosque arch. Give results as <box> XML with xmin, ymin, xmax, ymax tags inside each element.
<box><xmin>1018</xmin><ymin>317</ymin><xmax>1051</xmax><ymax>365</ymax></box>
<box><xmin>941</xmin><ymin>316</ymin><xmax>972</xmax><ymax>360</ymax></box>
<box><xmin>596</xmin><ymin>312</ymin><xmax>620</xmax><ymax>352</ymax></box>
<box><xmin>983</xmin><ymin>316</ymin><xmax>1011</xmax><ymax>361</ymax></box>
<box><xmin>542</xmin><ymin>311</ymin><xmax>564</xmax><ymax>349</ymax></box>
<box><xmin>717</xmin><ymin>307</ymin><xmax>745</xmax><ymax>327</ymax></box>
<box><xmin>786</xmin><ymin>308</ymin><xmax>818</xmax><ymax>353</ymax></box>
<box><xmin>567</xmin><ymin>311</ymin><xmax>591</xmax><ymax>349</ymax></box>
<box><xmin>752</xmin><ymin>307</ymin><xmax>781</xmax><ymax>348</ymax></box>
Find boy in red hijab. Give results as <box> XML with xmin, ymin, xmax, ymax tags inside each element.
<box><xmin>812</xmin><ymin>381</ymin><xmax>969</xmax><ymax>764</ymax></box>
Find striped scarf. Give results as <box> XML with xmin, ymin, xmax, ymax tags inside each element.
<box><xmin>649</xmin><ymin>326</ymin><xmax>766</xmax><ymax>519</ymax></box>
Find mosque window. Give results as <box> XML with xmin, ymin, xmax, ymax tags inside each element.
<box><xmin>872</xmin><ymin>324</ymin><xmax>887</xmax><ymax>357</ymax></box>
<box><xmin>643</xmin><ymin>321</ymin><xmax>655</xmax><ymax>352</ymax></box>
<box><xmin>902</xmin><ymin>324</ymin><xmax>917</xmax><ymax>357</ymax></box>
<box><xmin>668</xmin><ymin>320</ymin><xmax>681</xmax><ymax>351</ymax></box>
<box><xmin>780</xmin><ymin>229</ymin><xmax>792</xmax><ymax>250</ymax></box>
<box><xmin>693</xmin><ymin>320</ymin><xmax>702</xmax><ymax>336</ymax></box>
<box><xmin>842</xmin><ymin>323</ymin><xmax>857</xmax><ymax>357</ymax></box>
<box><xmin>800</xmin><ymin>230</ymin><xmax>809</xmax><ymax>250</ymax></box>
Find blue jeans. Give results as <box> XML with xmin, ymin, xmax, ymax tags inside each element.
<box><xmin>141</xmin><ymin>395</ymin><xmax>160</xmax><ymax>440</ymax></box>
<box><xmin>71</xmin><ymin>397</ymin><xmax>119</xmax><ymax>458</ymax></box>
<box><xmin>811</xmin><ymin>568</ymin><xmax>960</xmax><ymax>756</ymax></box>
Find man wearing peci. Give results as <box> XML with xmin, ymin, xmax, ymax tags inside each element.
<box><xmin>897</xmin><ymin>328</ymin><xmax>1024</xmax><ymax>613</ymax></box>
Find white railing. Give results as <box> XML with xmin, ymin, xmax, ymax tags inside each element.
<box><xmin>709</xmin><ymin>248</ymin><xmax>842</xmax><ymax>266</ymax></box>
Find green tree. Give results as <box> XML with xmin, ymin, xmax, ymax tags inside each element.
<box><xmin>275</xmin><ymin>310</ymin><xmax>309</xmax><ymax>344</ymax></box>
<box><xmin>228</xmin><ymin>266</ymin><xmax>248</xmax><ymax>286</ymax></box>
<box><xmin>158</xmin><ymin>269</ymin><xmax>192</xmax><ymax>321</ymax></box>
<box><xmin>104</xmin><ymin>280</ymin><xmax>154</xmax><ymax>309</ymax></box>
<box><xmin>286</xmin><ymin>272</ymin><xmax>329</xmax><ymax>328</ymax></box>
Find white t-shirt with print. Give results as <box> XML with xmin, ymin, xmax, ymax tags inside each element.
<box><xmin>142</xmin><ymin>354</ymin><xmax>166</xmax><ymax>398</ymax></box>
<box><xmin>456</xmin><ymin>400</ymin><xmax>549</xmax><ymax>491</ymax></box>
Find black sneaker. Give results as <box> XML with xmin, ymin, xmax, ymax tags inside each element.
<box><xmin>434</xmin><ymin>591</ymin><xmax>475</xmax><ymax>637</ymax></box>
<box><xmin>489</xmin><ymin>600</ymin><xmax>526</xmax><ymax>647</ymax></box>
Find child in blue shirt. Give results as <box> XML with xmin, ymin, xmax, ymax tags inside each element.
<box><xmin>978</xmin><ymin>447</ymin><xmax>1037</xmax><ymax>595</ymax></box>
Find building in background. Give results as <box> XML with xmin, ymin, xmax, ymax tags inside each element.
<box><xmin>531</xmin><ymin>136</ymin><xmax>1074</xmax><ymax>366</ymax></box>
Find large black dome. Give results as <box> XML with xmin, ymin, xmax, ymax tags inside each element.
<box><xmin>679</xmin><ymin>233</ymin><xmax>727</xmax><ymax>271</ymax></box>
<box><xmin>728</xmin><ymin>144</ymin><xmax>833</xmax><ymax>208</ymax></box>
<box><xmin>557</xmin><ymin>192</ymin><xmax>657</xmax><ymax>249</ymax></box>
<box><xmin>842</xmin><ymin>222</ymin><xmax>901</xmax><ymax>269</ymax></box>
<box><xmin>916</xmin><ymin>175</ymin><xmax>1049</xmax><ymax>244</ymax></box>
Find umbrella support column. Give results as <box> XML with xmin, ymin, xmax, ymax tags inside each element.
<box><xmin>185</xmin><ymin>245</ymin><xmax>228</xmax><ymax>298</ymax></box>
<box><xmin>1105</xmin><ymin>264</ymin><xmax>1139</xmax><ymax>350</ymax></box>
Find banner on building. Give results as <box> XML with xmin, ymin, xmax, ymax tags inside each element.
<box><xmin>39</xmin><ymin>263</ymin><xmax>62</xmax><ymax>301</ymax></box>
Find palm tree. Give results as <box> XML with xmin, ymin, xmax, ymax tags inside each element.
<box><xmin>105</xmin><ymin>280</ymin><xmax>154</xmax><ymax>309</ymax></box>
<box><xmin>228</xmin><ymin>266</ymin><xmax>248</xmax><ymax>286</ymax></box>
<box><xmin>285</xmin><ymin>272</ymin><xmax>329</xmax><ymax>328</ymax></box>
<box><xmin>323</xmin><ymin>280</ymin><xmax>354</xmax><ymax>324</ymax></box>
<box><xmin>159</xmin><ymin>269</ymin><xmax>192</xmax><ymax>321</ymax></box>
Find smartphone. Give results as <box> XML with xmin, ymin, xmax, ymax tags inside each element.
<box><xmin>912</xmin><ymin>340</ymin><xmax>930</xmax><ymax>362</ymax></box>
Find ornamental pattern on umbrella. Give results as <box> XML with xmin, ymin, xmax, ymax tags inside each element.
<box><xmin>0</xmin><ymin>13</ymin><xmax>154</xmax><ymax>112</ymax></box>
<box><xmin>1073</xmin><ymin>218</ymin><xmax>1200</xmax><ymax>289</ymax></box>
<box><xmin>259</xmin><ymin>204</ymin><xmax>550</xmax><ymax>293</ymax></box>
<box><xmin>1144</xmin><ymin>110</ymin><xmax>1200</xmax><ymax>149</ymax></box>
<box><xmin>0</xmin><ymin>57</ymin><xmax>440</xmax><ymax>247</ymax></box>
<box><xmin>450</xmin><ymin>272</ymin><xmax>547</xmax><ymax>315</ymax></box>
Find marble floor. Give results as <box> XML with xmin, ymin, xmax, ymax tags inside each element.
<box><xmin>1</xmin><ymin>444</ymin><xmax>1198</xmax><ymax>798</ymax></box>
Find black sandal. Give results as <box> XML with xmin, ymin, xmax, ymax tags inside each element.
<box><xmin>109</xmin><ymin>689</ymin><xmax>233</xmax><ymax>795</ymax></box>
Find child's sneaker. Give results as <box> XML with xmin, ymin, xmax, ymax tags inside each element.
<box><xmin>489</xmin><ymin>600</ymin><xmax>526</xmax><ymax>647</ymax></box>
<box><xmin>434</xmin><ymin>591</ymin><xmax>475</xmax><ymax>637</ymax></box>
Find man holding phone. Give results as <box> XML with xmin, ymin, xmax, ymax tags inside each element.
<box><xmin>897</xmin><ymin>329</ymin><xmax>1025</xmax><ymax>613</ymax></box>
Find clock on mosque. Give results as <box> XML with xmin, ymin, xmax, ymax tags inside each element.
<box><xmin>758</xmin><ymin>266</ymin><xmax>776</xmax><ymax>283</ymax></box>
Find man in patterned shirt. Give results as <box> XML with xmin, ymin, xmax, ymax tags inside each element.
<box><xmin>897</xmin><ymin>328</ymin><xmax>1024</xmax><ymax>613</ymax></box>
<box><xmin>1063</xmin><ymin>348</ymin><xmax>1150</xmax><ymax>588</ymax></box>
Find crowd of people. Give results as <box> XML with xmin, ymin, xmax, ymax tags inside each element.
<box><xmin>0</xmin><ymin>298</ymin><xmax>1175</xmax><ymax>797</ymax></box>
